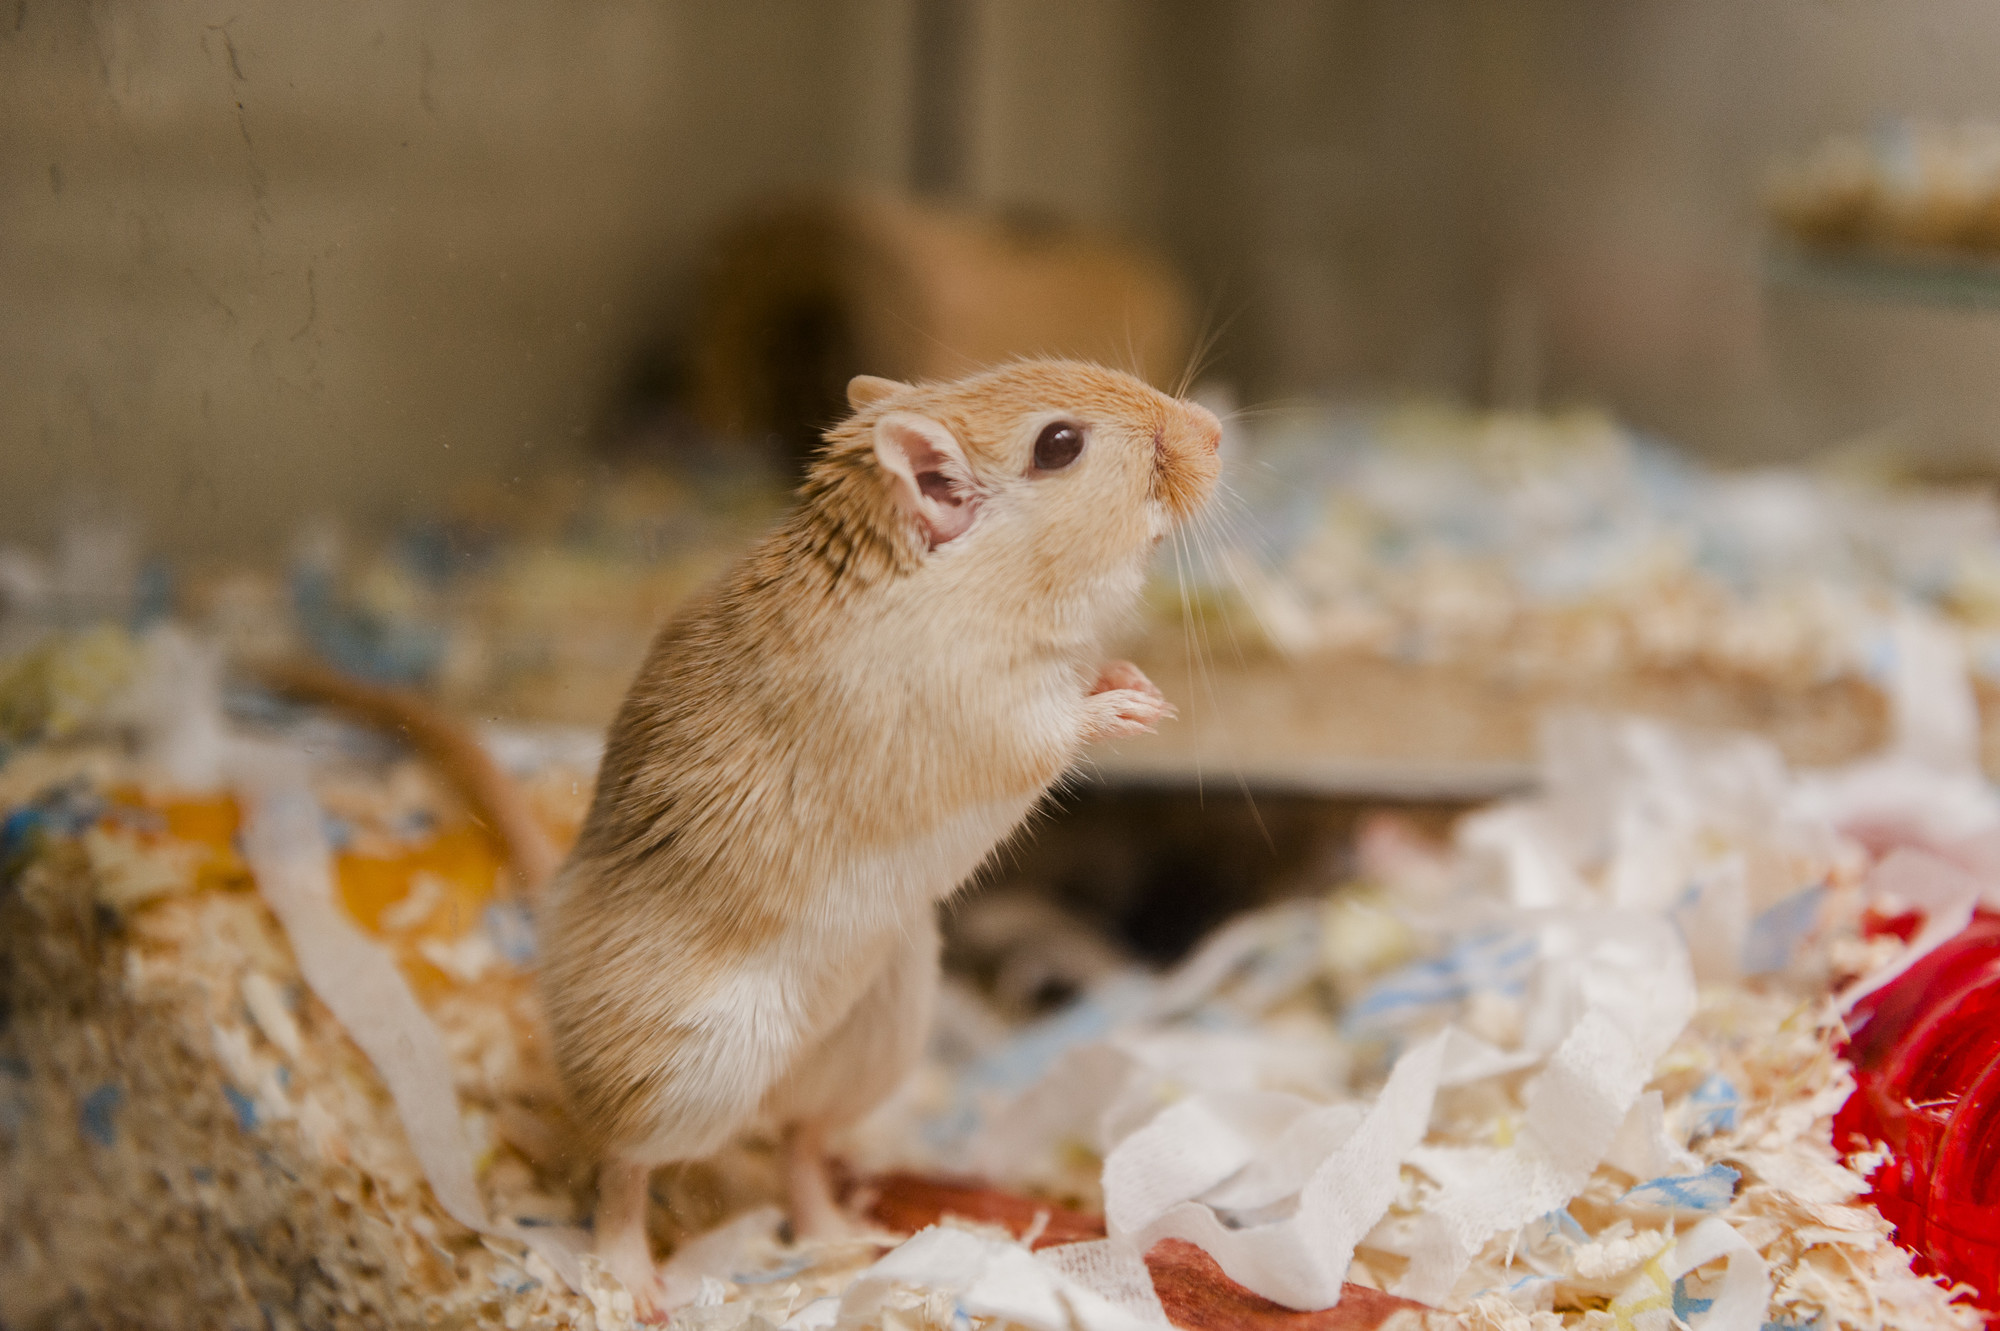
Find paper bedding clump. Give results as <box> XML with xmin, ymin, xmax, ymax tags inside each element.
<box><xmin>1214</xmin><ymin>405</ymin><xmax>2000</xmax><ymax>687</ymax></box>
<box><xmin>1</xmin><ymin>621</ymin><xmax>1994</xmax><ymax>1330</ymax></box>
<box><xmin>1119</xmin><ymin>403</ymin><xmax>2000</xmax><ymax>783</ymax></box>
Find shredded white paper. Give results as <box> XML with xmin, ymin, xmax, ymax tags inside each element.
<box><xmin>228</xmin><ymin>736</ymin><xmax>592</xmax><ymax>1292</ymax></box>
<box><xmin>835</xmin><ymin>1227</ymin><xmax>1166</xmax><ymax>1331</ymax></box>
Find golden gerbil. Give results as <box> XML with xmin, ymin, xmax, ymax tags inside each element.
<box><xmin>536</xmin><ymin>359</ymin><xmax>1222</xmax><ymax>1313</ymax></box>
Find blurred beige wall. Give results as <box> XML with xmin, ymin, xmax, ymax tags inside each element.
<box><xmin>1135</xmin><ymin>0</ymin><xmax>2000</xmax><ymax>466</ymax></box>
<box><xmin>0</xmin><ymin>1</ymin><xmax>914</xmax><ymax>559</ymax></box>
<box><xmin>1459</xmin><ymin>1</ymin><xmax>2000</xmax><ymax>466</ymax></box>
<box><xmin>10</xmin><ymin>0</ymin><xmax>2000</xmax><ymax>564</ymax></box>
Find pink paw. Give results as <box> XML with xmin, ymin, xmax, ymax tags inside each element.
<box><xmin>1082</xmin><ymin>661</ymin><xmax>1174</xmax><ymax>742</ymax></box>
<box><xmin>606</xmin><ymin>1251</ymin><xmax>672</xmax><ymax>1324</ymax></box>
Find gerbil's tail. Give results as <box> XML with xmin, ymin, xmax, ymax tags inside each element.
<box><xmin>253</xmin><ymin>658</ymin><xmax>563</xmax><ymax>895</ymax></box>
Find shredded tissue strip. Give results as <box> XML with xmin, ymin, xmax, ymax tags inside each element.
<box><xmin>229</xmin><ymin>736</ymin><xmax>592</xmax><ymax>1292</ymax></box>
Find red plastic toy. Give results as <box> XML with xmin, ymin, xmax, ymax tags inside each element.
<box><xmin>1837</xmin><ymin>909</ymin><xmax>2000</xmax><ymax>1313</ymax></box>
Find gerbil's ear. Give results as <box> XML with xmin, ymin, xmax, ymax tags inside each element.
<box><xmin>846</xmin><ymin>375</ymin><xmax>909</xmax><ymax>411</ymax></box>
<box><xmin>872</xmin><ymin>411</ymin><xmax>981</xmax><ymax>548</ymax></box>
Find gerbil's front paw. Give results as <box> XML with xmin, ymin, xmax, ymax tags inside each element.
<box><xmin>1081</xmin><ymin>660</ymin><xmax>1175</xmax><ymax>742</ymax></box>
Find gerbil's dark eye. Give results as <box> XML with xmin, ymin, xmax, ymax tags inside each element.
<box><xmin>1032</xmin><ymin>421</ymin><xmax>1085</xmax><ymax>472</ymax></box>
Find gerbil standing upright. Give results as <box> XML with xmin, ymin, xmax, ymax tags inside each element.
<box><xmin>538</xmin><ymin>359</ymin><xmax>1222</xmax><ymax>1312</ymax></box>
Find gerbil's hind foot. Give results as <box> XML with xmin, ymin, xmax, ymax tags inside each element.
<box><xmin>597</xmin><ymin>1157</ymin><xmax>672</xmax><ymax>1322</ymax></box>
<box><xmin>783</xmin><ymin>1120</ymin><xmax>856</xmax><ymax>1241</ymax></box>
<box><xmin>1081</xmin><ymin>659</ymin><xmax>1174</xmax><ymax>742</ymax></box>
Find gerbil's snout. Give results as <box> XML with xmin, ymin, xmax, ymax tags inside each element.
<box><xmin>1149</xmin><ymin>398</ymin><xmax>1224</xmax><ymax>520</ymax></box>
<box><xmin>1190</xmin><ymin>402</ymin><xmax>1223</xmax><ymax>453</ymax></box>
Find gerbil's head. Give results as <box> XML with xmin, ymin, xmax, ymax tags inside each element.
<box><xmin>805</xmin><ymin>359</ymin><xmax>1221</xmax><ymax>601</ymax></box>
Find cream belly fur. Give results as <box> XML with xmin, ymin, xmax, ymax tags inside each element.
<box><xmin>622</xmin><ymin>793</ymin><xmax>1034</xmax><ymax>1166</ymax></box>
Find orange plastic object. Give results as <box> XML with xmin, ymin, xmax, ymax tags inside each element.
<box><xmin>102</xmin><ymin>786</ymin><xmax>249</xmax><ymax>892</ymax></box>
<box><xmin>336</xmin><ymin>824</ymin><xmax>503</xmax><ymax>939</ymax></box>
<box><xmin>155</xmin><ymin>793</ymin><xmax>241</xmax><ymax>852</ymax></box>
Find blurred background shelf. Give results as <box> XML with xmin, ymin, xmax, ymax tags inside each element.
<box><xmin>1083</xmin><ymin>752</ymin><xmax>1537</xmax><ymax>803</ymax></box>
<box><xmin>1766</xmin><ymin>242</ymin><xmax>2000</xmax><ymax>311</ymax></box>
